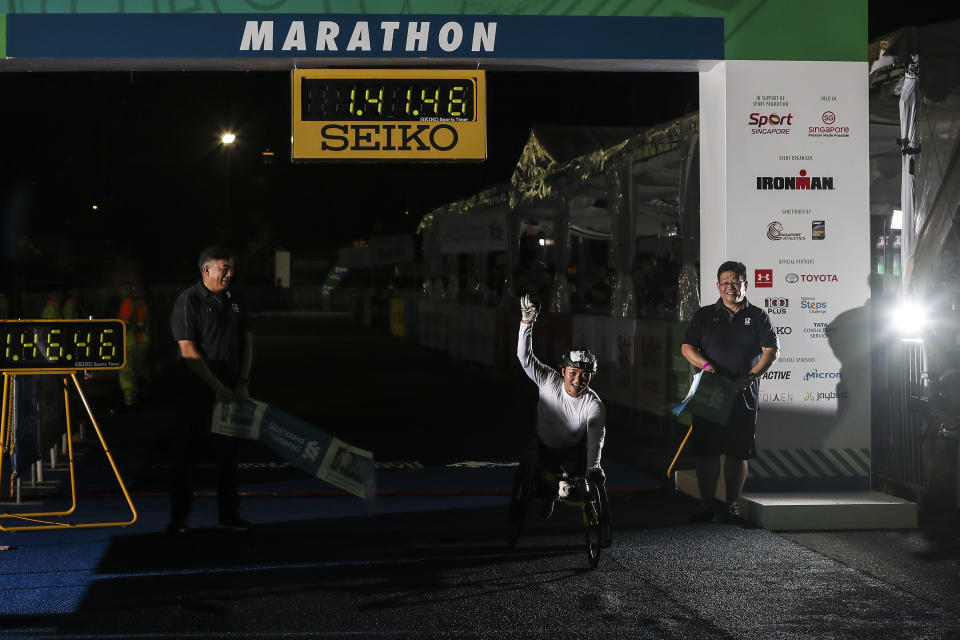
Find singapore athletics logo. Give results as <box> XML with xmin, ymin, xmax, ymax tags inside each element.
<box><xmin>767</xmin><ymin>221</ymin><xmax>805</xmax><ymax>241</ymax></box>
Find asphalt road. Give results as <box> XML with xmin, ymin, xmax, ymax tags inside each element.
<box><xmin>1</xmin><ymin>312</ymin><xmax>958</xmax><ymax>639</ymax></box>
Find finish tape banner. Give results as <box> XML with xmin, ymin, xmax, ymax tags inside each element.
<box><xmin>211</xmin><ymin>399</ymin><xmax>376</xmax><ymax>509</ymax></box>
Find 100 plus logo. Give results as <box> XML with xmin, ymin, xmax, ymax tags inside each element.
<box><xmin>764</xmin><ymin>297</ymin><xmax>789</xmax><ymax>314</ymax></box>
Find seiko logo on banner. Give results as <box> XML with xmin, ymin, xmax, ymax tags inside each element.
<box><xmin>319</xmin><ymin>124</ymin><xmax>460</xmax><ymax>152</ymax></box>
<box><xmin>775</xmin><ymin>326</ymin><xmax>793</xmax><ymax>335</ymax></box>
<box><xmin>756</xmin><ymin>170</ymin><xmax>834</xmax><ymax>190</ymax></box>
<box><xmin>809</xmin><ymin>111</ymin><xmax>852</xmax><ymax>138</ymax></box>
<box><xmin>241</xmin><ymin>20</ymin><xmax>498</xmax><ymax>54</ymax></box>
<box><xmin>764</xmin><ymin>297</ymin><xmax>789</xmax><ymax>313</ymax></box>
<box><xmin>748</xmin><ymin>112</ymin><xmax>793</xmax><ymax>135</ymax></box>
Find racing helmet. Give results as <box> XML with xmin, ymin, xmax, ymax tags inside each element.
<box><xmin>560</xmin><ymin>347</ymin><xmax>598</xmax><ymax>374</ymax></box>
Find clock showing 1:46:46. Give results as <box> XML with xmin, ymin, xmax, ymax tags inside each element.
<box><xmin>0</xmin><ymin>319</ymin><xmax>126</xmax><ymax>372</ymax></box>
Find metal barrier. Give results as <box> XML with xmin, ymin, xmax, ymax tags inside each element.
<box><xmin>874</xmin><ymin>339</ymin><xmax>929</xmax><ymax>493</ymax></box>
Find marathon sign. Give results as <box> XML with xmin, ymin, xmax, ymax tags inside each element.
<box><xmin>2</xmin><ymin>13</ymin><xmax>724</xmax><ymax>62</ymax></box>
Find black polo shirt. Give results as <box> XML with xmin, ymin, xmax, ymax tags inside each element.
<box><xmin>170</xmin><ymin>281</ymin><xmax>249</xmax><ymax>385</ymax></box>
<box><xmin>683</xmin><ymin>297</ymin><xmax>779</xmax><ymax>409</ymax></box>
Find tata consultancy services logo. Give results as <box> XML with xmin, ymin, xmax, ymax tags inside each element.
<box><xmin>767</xmin><ymin>221</ymin><xmax>805</xmax><ymax>241</ymax></box>
<box><xmin>809</xmin><ymin>111</ymin><xmax>852</xmax><ymax>138</ymax></box>
<box><xmin>764</xmin><ymin>297</ymin><xmax>788</xmax><ymax>314</ymax></box>
<box><xmin>748</xmin><ymin>112</ymin><xmax>793</xmax><ymax>135</ymax></box>
<box><xmin>755</xmin><ymin>269</ymin><xmax>773</xmax><ymax>288</ymax></box>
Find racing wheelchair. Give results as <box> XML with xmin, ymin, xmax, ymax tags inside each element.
<box><xmin>506</xmin><ymin>454</ymin><xmax>612</xmax><ymax>569</ymax></box>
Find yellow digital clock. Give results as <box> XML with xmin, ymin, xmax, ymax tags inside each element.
<box><xmin>292</xmin><ymin>68</ymin><xmax>487</xmax><ymax>161</ymax></box>
<box><xmin>0</xmin><ymin>319</ymin><xmax>126</xmax><ymax>373</ymax></box>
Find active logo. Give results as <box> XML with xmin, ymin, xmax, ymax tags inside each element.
<box><xmin>763</xmin><ymin>370</ymin><xmax>791</xmax><ymax>380</ymax></box>
<box><xmin>755</xmin><ymin>269</ymin><xmax>773</xmax><ymax>288</ymax></box>
<box><xmin>809</xmin><ymin>111</ymin><xmax>852</xmax><ymax>138</ymax></box>
<box><xmin>764</xmin><ymin>297</ymin><xmax>789</xmax><ymax>314</ymax></box>
<box><xmin>756</xmin><ymin>169</ymin><xmax>834</xmax><ymax>190</ymax></box>
<box><xmin>767</xmin><ymin>221</ymin><xmax>805</xmax><ymax>241</ymax></box>
<box><xmin>749</xmin><ymin>112</ymin><xmax>793</xmax><ymax>135</ymax></box>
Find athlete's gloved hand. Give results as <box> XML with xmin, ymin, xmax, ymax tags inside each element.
<box><xmin>587</xmin><ymin>466</ymin><xmax>605</xmax><ymax>486</ymax></box>
<box><xmin>520</xmin><ymin>294</ymin><xmax>539</xmax><ymax>324</ymax></box>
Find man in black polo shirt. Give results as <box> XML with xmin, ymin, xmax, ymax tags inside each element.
<box><xmin>681</xmin><ymin>260</ymin><xmax>779</xmax><ymax>523</ymax></box>
<box><xmin>167</xmin><ymin>245</ymin><xmax>253</xmax><ymax>534</ymax></box>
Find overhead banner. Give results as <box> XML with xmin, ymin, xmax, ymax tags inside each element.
<box><xmin>4</xmin><ymin>14</ymin><xmax>722</xmax><ymax>61</ymax></box>
<box><xmin>700</xmin><ymin>61</ymin><xmax>871</xmax><ymax>491</ymax></box>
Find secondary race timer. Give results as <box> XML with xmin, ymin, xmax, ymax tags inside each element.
<box><xmin>0</xmin><ymin>319</ymin><xmax>126</xmax><ymax>372</ymax></box>
<box><xmin>292</xmin><ymin>69</ymin><xmax>486</xmax><ymax>161</ymax></box>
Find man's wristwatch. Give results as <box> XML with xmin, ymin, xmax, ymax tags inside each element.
<box><xmin>748</xmin><ymin>372</ymin><xmax>759</xmax><ymax>383</ymax></box>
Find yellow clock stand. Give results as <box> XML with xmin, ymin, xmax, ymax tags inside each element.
<box><xmin>0</xmin><ymin>319</ymin><xmax>137</xmax><ymax>532</ymax></box>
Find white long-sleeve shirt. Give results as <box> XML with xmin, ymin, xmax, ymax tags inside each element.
<box><xmin>517</xmin><ymin>323</ymin><xmax>605</xmax><ymax>468</ymax></box>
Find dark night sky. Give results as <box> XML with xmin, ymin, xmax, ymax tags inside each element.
<box><xmin>0</xmin><ymin>3</ymin><xmax>954</xmax><ymax>290</ymax></box>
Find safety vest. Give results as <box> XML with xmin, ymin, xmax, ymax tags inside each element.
<box><xmin>119</xmin><ymin>297</ymin><xmax>150</xmax><ymax>346</ymax></box>
<box><xmin>40</xmin><ymin>299</ymin><xmax>62</xmax><ymax>319</ymax></box>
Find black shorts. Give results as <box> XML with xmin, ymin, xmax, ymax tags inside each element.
<box><xmin>688</xmin><ymin>395</ymin><xmax>758</xmax><ymax>460</ymax></box>
<box><xmin>534</xmin><ymin>437</ymin><xmax>587</xmax><ymax>477</ymax></box>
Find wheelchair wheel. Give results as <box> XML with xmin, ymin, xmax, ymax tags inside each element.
<box><xmin>599</xmin><ymin>483</ymin><xmax>612</xmax><ymax>549</ymax></box>
<box><xmin>584</xmin><ymin>481</ymin><xmax>604</xmax><ymax>569</ymax></box>
<box><xmin>507</xmin><ymin>461</ymin><xmax>530</xmax><ymax>547</ymax></box>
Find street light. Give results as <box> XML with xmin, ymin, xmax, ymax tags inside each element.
<box><xmin>221</xmin><ymin>132</ymin><xmax>236</xmax><ymax>215</ymax></box>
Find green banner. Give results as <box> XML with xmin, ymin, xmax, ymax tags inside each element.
<box><xmin>2</xmin><ymin>1</ymin><xmax>867</xmax><ymax>62</ymax></box>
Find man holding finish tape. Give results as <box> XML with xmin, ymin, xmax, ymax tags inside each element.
<box><xmin>681</xmin><ymin>260</ymin><xmax>779</xmax><ymax>523</ymax></box>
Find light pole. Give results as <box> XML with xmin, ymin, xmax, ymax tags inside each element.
<box><xmin>221</xmin><ymin>132</ymin><xmax>236</xmax><ymax>216</ymax></box>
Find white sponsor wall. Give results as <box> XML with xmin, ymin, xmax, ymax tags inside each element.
<box><xmin>700</xmin><ymin>61</ymin><xmax>871</xmax><ymax>489</ymax></box>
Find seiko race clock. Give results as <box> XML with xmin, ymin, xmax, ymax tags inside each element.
<box><xmin>0</xmin><ymin>319</ymin><xmax>126</xmax><ymax>372</ymax></box>
<box><xmin>292</xmin><ymin>68</ymin><xmax>487</xmax><ymax>161</ymax></box>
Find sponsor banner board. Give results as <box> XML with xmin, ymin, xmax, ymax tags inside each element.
<box><xmin>212</xmin><ymin>399</ymin><xmax>376</xmax><ymax>506</ymax></box>
<box><xmin>700</xmin><ymin>61</ymin><xmax>870</xmax><ymax>484</ymax></box>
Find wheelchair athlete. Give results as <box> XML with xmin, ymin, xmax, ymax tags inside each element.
<box><xmin>515</xmin><ymin>295</ymin><xmax>606</xmax><ymax>520</ymax></box>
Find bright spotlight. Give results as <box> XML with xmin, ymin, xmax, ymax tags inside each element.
<box><xmin>221</xmin><ymin>132</ymin><xmax>236</xmax><ymax>145</ymax></box>
<box><xmin>891</xmin><ymin>209</ymin><xmax>903</xmax><ymax>230</ymax></box>
<box><xmin>892</xmin><ymin>300</ymin><xmax>927</xmax><ymax>336</ymax></box>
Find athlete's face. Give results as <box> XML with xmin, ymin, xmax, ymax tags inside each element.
<box><xmin>562</xmin><ymin>366</ymin><xmax>592</xmax><ymax>397</ymax></box>
<box><xmin>716</xmin><ymin>269</ymin><xmax>747</xmax><ymax>307</ymax></box>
